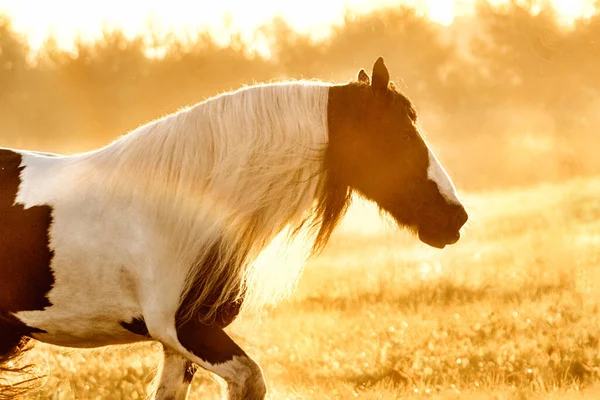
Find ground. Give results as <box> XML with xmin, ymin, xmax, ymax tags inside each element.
<box><xmin>17</xmin><ymin>176</ymin><xmax>600</xmax><ymax>399</ymax></box>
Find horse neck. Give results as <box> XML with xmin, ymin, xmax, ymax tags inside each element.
<box><xmin>88</xmin><ymin>82</ymin><xmax>331</xmax><ymax>252</ymax></box>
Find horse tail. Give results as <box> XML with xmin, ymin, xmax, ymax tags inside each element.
<box><xmin>0</xmin><ymin>330</ymin><xmax>40</xmax><ymax>400</ymax></box>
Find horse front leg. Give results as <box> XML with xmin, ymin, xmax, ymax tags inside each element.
<box><xmin>150</xmin><ymin>345</ymin><xmax>197</xmax><ymax>400</ymax></box>
<box><xmin>146</xmin><ymin>317</ymin><xmax>266</xmax><ymax>400</ymax></box>
<box><xmin>175</xmin><ymin>318</ymin><xmax>266</xmax><ymax>400</ymax></box>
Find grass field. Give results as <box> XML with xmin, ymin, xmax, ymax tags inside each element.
<box><xmin>18</xmin><ymin>176</ymin><xmax>600</xmax><ymax>399</ymax></box>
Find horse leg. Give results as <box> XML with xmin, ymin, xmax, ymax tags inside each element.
<box><xmin>147</xmin><ymin>318</ymin><xmax>266</xmax><ymax>400</ymax></box>
<box><xmin>150</xmin><ymin>345</ymin><xmax>197</xmax><ymax>400</ymax></box>
<box><xmin>178</xmin><ymin>317</ymin><xmax>266</xmax><ymax>400</ymax></box>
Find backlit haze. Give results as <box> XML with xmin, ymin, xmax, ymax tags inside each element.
<box><xmin>0</xmin><ymin>0</ymin><xmax>596</xmax><ymax>58</ymax></box>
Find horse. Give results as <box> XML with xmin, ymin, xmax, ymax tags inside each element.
<box><xmin>0</xmin><ymin>57</ymin><xmax>468</xmax><ymax>399</ymax></box>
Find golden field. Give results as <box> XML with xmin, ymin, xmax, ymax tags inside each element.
<box><xmin>15</xmin><ymin>176</ymin><xmax>600</xmax><ymax>399</ymax></box>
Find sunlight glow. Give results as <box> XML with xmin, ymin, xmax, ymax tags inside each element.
<box><xmin>551</xmin><ymin>0</ymin><xmax>596</xmax><ymax>23</ymax></box>
<box><xmin>423</xmin><ymin>0</ymin><xmax>456</xmax><ymax>25</ymax></box>
<box><xmin>0</xmin><ymin>0</ymin><xmax>597</xmax><ymax>57</ymax></box>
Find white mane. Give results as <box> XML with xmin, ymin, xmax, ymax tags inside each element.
<box><xmin>83</xmin><ymin>81</ymin><xmax>332</xmax><ymax>322</ymax></box>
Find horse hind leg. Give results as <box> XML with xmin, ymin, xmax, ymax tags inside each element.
<box><xmin>149</xmin><ymin>345</ymin><xmax>197</xmax><ymax>400</ymax></box>
<box><xmin>0</xmin><ymin>327</ymin><xmax>39</xmax><ymax>400</ymax></box>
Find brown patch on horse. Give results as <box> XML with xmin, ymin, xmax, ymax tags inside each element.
<box><xmin>176</xmin><ymin>316</ymin><xmax>246</xmax><ymax>364</ymax></box>
<box><xmin>120</xmin><ymin>317</ymin><xmax>150</xmax><ymax>337</ymax></box>
<box><xmin>0</xmin><ymin>313</ymin><xmax>45</xmax><ymax>335</ymax></box>
<box><xmin>176</xmin><ymin>240</ymin><xmax>246</xmax><ymax>329</ymax></box>
<box><xmin>174</xmin><ymin>241</ymin><xmax>246</xmax><ymax>365</ymax></box>
<box><xmin>183</xmin><ymin>362</ymin><xmax>198</xmax><ymax>384</ymax></box>
<box><xmin>0</xmin><ymin>149</ymin><xmax>55</xmax><ymax>318</ymax></box>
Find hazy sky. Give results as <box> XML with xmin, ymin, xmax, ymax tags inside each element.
<box><xmin>0</xmin><ymin>0</ymin><xmax>596</xmax><ymax>56</ymax></box>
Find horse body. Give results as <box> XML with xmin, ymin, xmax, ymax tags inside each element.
<box><xmin>0</xmin><ymin>58</ymin><xmax>467</xmax><ymax>399</ymax></box>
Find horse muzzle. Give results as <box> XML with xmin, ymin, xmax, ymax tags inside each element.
<box><xmin>418</xmin><ymin>229</ymin><xmax>461</xmax><ymax>249</ymax></box>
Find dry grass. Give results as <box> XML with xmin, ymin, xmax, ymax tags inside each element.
<box><xmin>16</xmin><ymin>176</ymin><xmax>600</xmax><ymax>399</ymax></box>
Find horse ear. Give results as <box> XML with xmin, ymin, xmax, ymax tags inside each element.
<box><xmin>371</xmin><ymin>57</ymin><xmax>389</xmax><ymax>94</ymax></box>
<box><xmin>357</xmin><ymin>69</ymin><xmax>370</xmax><ymax>85</ymax></box>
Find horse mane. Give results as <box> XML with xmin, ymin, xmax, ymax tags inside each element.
<box><xmin>83</xmin><ymin>80</ymin><xmax>352</xmax><ymax>324</ymax></box>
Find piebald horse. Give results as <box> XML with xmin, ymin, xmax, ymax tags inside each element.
<box><xmin>0</xmin><ymin>58</ymin><xmax>467</xmax><ymax>399</ymax></box>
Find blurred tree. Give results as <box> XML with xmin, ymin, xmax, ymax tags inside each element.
<box><xmin>0</xmin><ymin>16</ymin><xmax>28</xmax><ymax>90</ymax></box>
<box><xmin>0</xmin><ymin>16</ymin><xmax>38</xmax><ymax>146</ymax></box>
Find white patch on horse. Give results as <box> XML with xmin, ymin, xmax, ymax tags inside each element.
<box><xmin>427</xmin><ymin>148</ymin><xmax>460</xmax><ymax>205</ymax></box>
